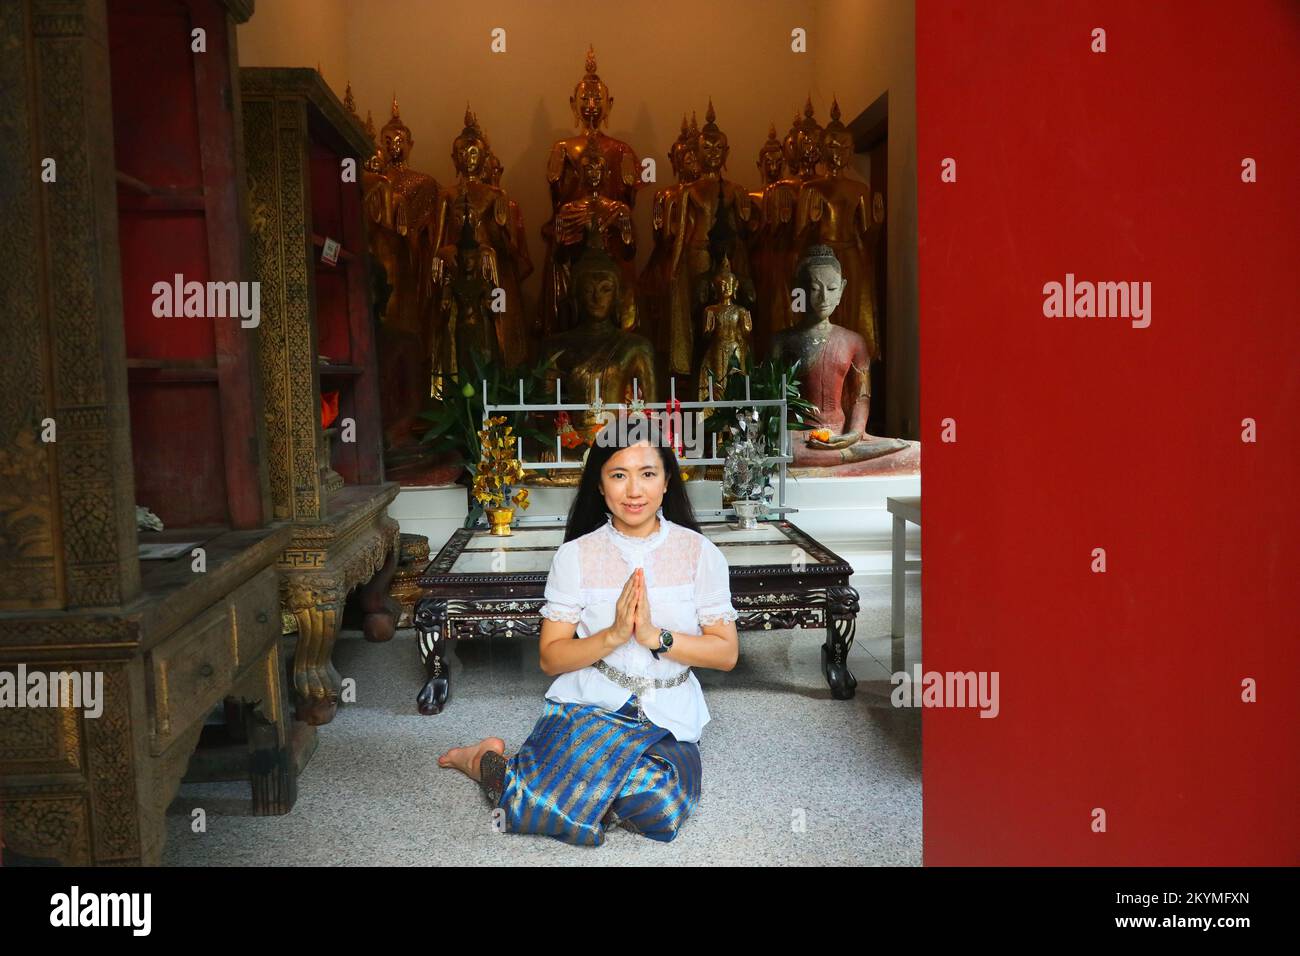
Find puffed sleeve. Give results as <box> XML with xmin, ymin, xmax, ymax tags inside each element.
<box><xmin>694</xmin><ymin>538</ymin><xmax>738</xmax><ymax>627</ymax></box>
<box><xmin>539</xmin><ymin>541</ymin><xmax>583</xmax><ymax>623</ymax></box>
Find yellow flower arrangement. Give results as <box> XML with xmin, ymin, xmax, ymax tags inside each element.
<box><xmin>472</xmin><ymin>416</ymin><xmax>530</xmax><ymax>511</ymax></box>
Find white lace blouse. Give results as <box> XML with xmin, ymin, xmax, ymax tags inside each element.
<box><xmin>538</xmin><ymin>509</ymin><xmax>738</xmax><ymax>743</ymax></box>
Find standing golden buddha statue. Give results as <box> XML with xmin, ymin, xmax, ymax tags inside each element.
<box><xmin>748</xmin><ymin>121</ymin><xmax>800</xmax><ymax>359</ymax></box>
<box><xmin>360</xmin><ymin>95</ymin><xmax>444</xmax><ymax>470</ymax></box>
<box><xmin>670</xmin><ymin>101</ymin><xmax>757</xmax><ymax>380</ymax></box>
<box><xmin>697</xmin><ymin>257</ymin><xmax>752</xmax><ymax>402</ymax></box>
<box><xmin>793</xmin><ymin>97</ymin><xmax>883</xmax><ymax>361</ymax></box>
<box><xmin>433</xmin><ymin>107</ymin><xmax>528</xmax><ymax>370</ymax></box>
<box><xmin>439</xmin><ymin>202</ymin><xmax>499</xmax><ymax>378</ymax></box>
<box><xmin>769</xmin><ymin>99</ymin><xmax>825</xmax><ymax>336</ymax></box>
<box><xmin>553</xmin><ymin>136</ymin><xmax>636</xmax><ymax>328</ymax></box>
<box><xmin>640</xmin><ymin>113</ymin><xmax>702</xmax><ymax>383</ymax></box>
<box><xmin>539</xmin><ymin>46</ymin><xmax>641</xmax><ymax>337</ymax></box>
<box><xmin>362</xmin><ymin>97</ymin><xmax>443</xmax><ymax>353</ymax></box>
<box><xmin>484</xmin><ymin>150</ymin><xmax>533</xmax><ymax>285</ymax></box>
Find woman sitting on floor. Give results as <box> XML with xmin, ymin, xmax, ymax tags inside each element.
<box><xmin>437</xmin><ymin>429</ymin><xmax>740</xmax><ymax>845</ymax></box>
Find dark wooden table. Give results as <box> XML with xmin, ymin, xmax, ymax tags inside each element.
<box><xmin>413</xmin><ymin>520</ymin><xmax>861</xmax><ymax>714</ymax></box>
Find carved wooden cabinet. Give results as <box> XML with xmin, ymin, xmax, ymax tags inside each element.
<box><xmin>0</xmin><ymin>0</ymin><xmax>298</xmax><ymax>865</ymax></box>
<box><xmin>241</xmin><ymin>67</ymin><xmax>399</xmax><ymax>727</ymax></box>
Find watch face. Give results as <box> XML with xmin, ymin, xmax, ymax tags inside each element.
<box><xmin>660</xmin><ymin>630</ymin><xmax>673</xmax><ymax>647</ymax></box>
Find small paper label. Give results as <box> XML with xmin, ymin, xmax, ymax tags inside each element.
<box><xmin>321</xmin><ymin>237</ymin><xmax>340</xmax><ymax>266</ymax></box>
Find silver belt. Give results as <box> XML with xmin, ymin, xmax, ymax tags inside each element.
<box><xmin>592</xmin><ymin>659</ymin><xmax>690</xmax><ymax>723</ymax></box>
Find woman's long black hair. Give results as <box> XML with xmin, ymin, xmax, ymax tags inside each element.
<box><xmin>564</xmin><ymin>425</ymin><xmax>701</xmax><ymax>542</ymax></box>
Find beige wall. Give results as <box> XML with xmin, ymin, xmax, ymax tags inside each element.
<box><xmin>238</xmin><ymin>0</ymin><xmax>918</xmax><ymax>438</ymax></box>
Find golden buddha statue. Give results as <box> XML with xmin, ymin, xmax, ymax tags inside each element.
<box><xmin>362</xmin><ymin>96</ymin><xmax>443</xmax><ymax>342</ymax></box>
<box><xmin>794</xmin><ymin>97</ymin><xmax>882</xmax><ymax>361</ymax></box>
<box><xmin>439</xmin><ymin>203</ymin><xmax>498</xmax><ymax>378</ymax></box>
<box><xmin>433</xmin><ymin>107</ymin><xmax>528</xmax><ymax>368</ymax></box>
<box><xmin>697</xmin><ymin>257</ymin><xmax>751</xmax><ymax>403</ymax></box>
<box><xmin>640</xmin><ymin>113</ymin><xmax>702</xmax><ymax>381</ymax></box>
<box><xmin>767</xmin><ymin>99</ymin><xmax>825</xmax><ymax>337</ymax></box>
<box><xmin>748</xmin><ymin>121</ymin><xmax>801</xmax><ymax>357</ymax></box>
<box><xmin>484</xmin><ymin>149</ymin><xmax>533</xmax><ymax>285</ymax></box>
<box><xmin>670</xmin><ymin>101</ymin><xmax>757</xmax><ymax>379</ymax></box>
<box><xmin>553</xmin><ymin>137</ymin><xmax>636</xmax><ymax>328</ymax></box>
<box><xmin>539</xmin><ymin>46</ymin><xmax>641</xmax><ymax>336</ymax></box>
<box><xmin>543</xmin><ymin>225</ymin><xmax>657</xmax><ymax>431</ymax></box>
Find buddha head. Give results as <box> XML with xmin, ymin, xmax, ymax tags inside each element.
<box><xmin>698</xmin><ymin>100</ymin><xmax>729</xmax><ymax>173</ymax></box>
<box><xmin>452</xmin><ymin>106</ymin><xmax>488</xmax><ymax>179</ymax></box>
<box><xmin>570</xmin><ymin>45</ymin><xmax>612</xmax><ymax>131</ymax></box>
<box><xmin>795</xmin><ymin>96</ymin><xmax>823</xmax><ymax>175</ymax></box>
<box><xmin>570</xmin><ymin>225</ymin><xmax>622</xmax><ymax>325</ymax></box>
<box><xmin>380</xmin><ymin>95</ymin><xmax>414</xmax><ymax>167</ymax></box>
<box><xmin>820</xmin><ymin>97</ymin><xmax>853</xmax><ymax>172</ymax></box>
<box><xmin>712</xmin><ymin>256</ymin><xmax>738</xmax><ymax>304</ymax></box>
<box><xmin>757</xmin><ymin>122</ymin><xmax>785</xmax><ymax>184</ymax></box>
<box><xmin>795</xmin><ymin>245</ymin><xmax>846</xmax><ymax>322</ymax></box>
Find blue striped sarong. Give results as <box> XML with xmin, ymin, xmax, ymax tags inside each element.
<box><xmin>496</xmin><ymin>696</ymin><xmax>702</xmax><ymax>846</ymax></box>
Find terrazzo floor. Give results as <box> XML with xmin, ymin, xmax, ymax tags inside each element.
<box><xmin>163</xmin><ymin>580</ymin><xmax>922</xmax><ymax>866</ymax></box>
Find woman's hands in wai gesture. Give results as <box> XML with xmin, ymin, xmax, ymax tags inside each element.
<box><xmin>605</xmin><ymin>568</ymin><xmax>661</xmax><ymax>651</ymax></box>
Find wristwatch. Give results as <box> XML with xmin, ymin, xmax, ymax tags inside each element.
<box><xmin>650</xmin><ymin>628</ymin><xmax>674</xmax><ymax>660</ymax></box>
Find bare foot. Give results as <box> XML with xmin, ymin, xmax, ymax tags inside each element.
<box><xmin>437</xmin><ymin>737</ymin><xmax>505</xmax><ymax>782</ymax></box>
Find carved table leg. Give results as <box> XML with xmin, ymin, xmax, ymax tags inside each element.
<box><xmin>822</xmin><ymin>585</ymin><xmax>861</xmax><ymax>700</ymax></box>
<box><xmin>358</xmin><ymin>539</ymin><xmax>401</xmax><ymax>643</ymax></box>
<box><xmin>414</xmin><ymin>598</ymin><xmax>450</xmax><ymax>715</ymax></box>
<box><xmin>229</xmin><ymin>641</ymin><xmax>296</xmax><ymax>815</ymax></box>
<box><xmin>288</xmin><ymin>583</ymin><xmax>345</xmax><ymax>725</ymax></box>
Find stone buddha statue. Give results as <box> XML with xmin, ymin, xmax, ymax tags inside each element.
<box><xmin>439</xmin><ymin>202</ymin><xmax>498</xmax><ymax>379</ymax></box>
<box><xmin>697</xmin><ymin>257</ymin><xmax>751</xmax><ymax>403</ymax></box>
<box><xmin>773</xmin><ymin>246</ymin><xmax>913</xmax><ymax>473</ymax></box>
<box><xmin>671</xmin><ymin>101</ymin><xmax>757</xmax><ymax>379</ymax></box>
<box><xmin>539</xmin><ymin>46</ymin><xmax>641</xmax><ymax>337</ymax></box>
<box><xmin>433</xmin><ymin>107</ymin><xmax>528</xmax><ymax>368</ymax></box>
<box><xmin>542</xmin><ymin>226</ymin><xmax>657</xmax><ymax>431</ymax></box>
<box><xmin>794</xmin><ymin>97</ymin><xmax>883</xmax><ymax>361</ymax></box>
<box><xmin>553</xmin><ymin>137</ymin><xmax>636</xmax><ymax>323</ymax></box>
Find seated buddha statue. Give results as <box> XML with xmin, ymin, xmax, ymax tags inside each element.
<box><xmin>542</xmin><ymin>226</ymin><xmax>657</xmax><ymax>433</ymax></box>
<box><xmin>773</xmin><ymin>245</ymin><xmax>917</xmax><ymax>474</ymax></box>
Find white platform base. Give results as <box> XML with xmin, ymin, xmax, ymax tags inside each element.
<box><xmin>387</xmin><ymin>472</ymin><xmax>920</xmax><ymax>594</ymax></box>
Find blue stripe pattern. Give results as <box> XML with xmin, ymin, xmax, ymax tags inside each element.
<box><xmin>497</xmin><ymin>697</ymin><xmax>702</xmax><ymax>846</ymax></box>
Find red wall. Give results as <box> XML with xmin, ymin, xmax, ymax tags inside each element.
<box><xmin>918</xmin><ymin>1</ymin><xmax>1300</xmax><ymax>864</ymax></box>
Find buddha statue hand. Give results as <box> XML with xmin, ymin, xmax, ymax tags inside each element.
<box><xmin>807</xmin><ymin>430</ymin><xmax>861</xmax><ymax>450</ymax></box>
